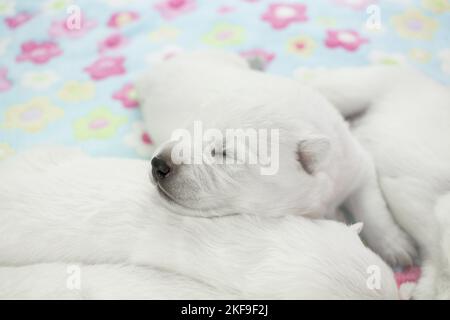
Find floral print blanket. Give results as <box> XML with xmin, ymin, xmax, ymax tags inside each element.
<box><xmin>0</xmin><ymin>0</ymin><xmax>449</xmax><ymax>161</ymax></box>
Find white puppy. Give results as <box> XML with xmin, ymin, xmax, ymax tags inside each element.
<box><xmin>295</xmin><ymin>66</ymin><xmax>450</xmax><ymax>298</ymax></box>
<box><xmin>137</xmin><ymin>51</ymin><xmax>416</xmax><ymax>267</ymax></box>
<box><xmin>0</xmin><ymin>148</ymin><xmax>399</xmax><ymax>299</ymax></box>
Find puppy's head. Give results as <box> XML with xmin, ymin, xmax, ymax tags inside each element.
<box><xmin>150</xmin><ymin>105</ymin><xmax>333</xmax><ymax>218</ymax></box>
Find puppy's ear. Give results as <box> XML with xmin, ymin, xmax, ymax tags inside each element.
<box><xmin>296</xmin><ymin>135</ymin><xmax>330</xmax><ymax>175</ymax></box>
<box><xmin>349</xmin><ymin>222</ymin><xmax>364</xmax><ymax>234</ymax></box>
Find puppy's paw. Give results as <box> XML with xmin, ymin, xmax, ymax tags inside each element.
<box><xmin>372</xmin><ymin>228</ymin><xmax>418</xmax><ymax>267</ymax></box>
<box><xmin>399</xmin><ymin>282</ymin><xmax>416</xmax><ymax>300</ymax></box>
<box><xmin>433</xmin><ymin>273</ymin><xmax>450</xmax><ymax>299</ymax></box>
<box><xmin>412</xmin><ymin>266</ymin><xmax>437</xmax><ymax>299</ymax></box>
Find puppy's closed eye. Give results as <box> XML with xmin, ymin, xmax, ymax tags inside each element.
<box><xmin>210</xmin><ymin>147</ymin><xmax>227</xmax><ymax>158</ymax></box>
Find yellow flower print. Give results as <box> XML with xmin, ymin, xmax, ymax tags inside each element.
<box><xmin>392</xmin><ymin>9</ymin><xmax>438</xmax><ymax>40</ymax></box>
<box><xmin>287</xmin><ymin>35</ymin><xmax>316</xmax><ymax>57</ymax></box>
<box><xmin>45</xmin><ymin>0</ymin><xmax>73</xmax><ymax>12</ymax></box>
<box><xmin>58</xmin><ymin>81</ymin><xmax>95</xmax><ymax>103</ymax></box>
<box><xmin>0</xmin><ymin>1</ymin><xmax>15</xmax><ymax>16</ymax></box>
<box><xmin>203</xmin><ymin>24</ymin><xmax>245</xmax><ymax>47</ymax></box>
<box><xmin>369</xmin><ymin>50</ymin><xmax>407</xmax><ymax>65</ymax></box>
<box><xmin>148</xmin><ymin>25</ymin><xmax>180</xmax><ymax>42</ymax></box>
<box><xmin>74</xmin><ymin>106</ymin><xmax>127</xmax><ymax>140</ymax></box>
<box><xmin>21</xmin><ymin>70</ymin><xmax>60</xmax><ymax>90</ymax></box>
<box><xmin>409</xmin><ymin>48</ymin><xmax>432</xmax><ymax>63</ymax></box>
<box><xmin>2</xmin><ymin>97</ymin><xmax>63</xmax><ymax>133</ymax></box>
<box><xmin>316</xmin><ymin>17</ymin><xmax>337</xmax><ymax>27</ymax></box>
<box><xmin>422</xmin><ymin>0</ymin><xmax>450</xmax><ymax>14</ymax></box>
<box><xmin>0</xmin><ymin>143</ymin><xmax>14</xmax><ymax>161</ymax></box>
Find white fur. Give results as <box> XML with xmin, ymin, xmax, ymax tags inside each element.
<box><xmin>0</xmin><ymin>263</ymin><xmax>232</xmax><ymax>299</ymax></box>
<box><xmin>137</xmin><ymin>51</ymin><xmax>416</xmax><ymax>267</ymax></box>
<box><xmin>0</xmin><ymin>148</ymin><xmax>399</xmax><ymax>299</ymax></box>
<box><xmin>136</xmin><ymin>50</ymin><xmax>250</xmax><ymax>146</ymax></box>
<box><xmin>425</xmin><ymin>193</ymin><xmax>450</xmax><ymax>299</ymax></box>
<box><xmin>295</xmin><ymin>65</ymin><xmax>450</xmax><ymax>298</ymax></box>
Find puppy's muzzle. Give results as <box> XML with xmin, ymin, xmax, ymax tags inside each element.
<box><xmin>151</xmin><ymin>156</ymin><xmax>171</xmax><ymax>181</ymax></box>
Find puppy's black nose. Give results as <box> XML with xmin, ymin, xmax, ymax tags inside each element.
<box><xmin>151</xmin><ymin>157</ymin><xmax>171</xmax><ymax>180</ymax></box>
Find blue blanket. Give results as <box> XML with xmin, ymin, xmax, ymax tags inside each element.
<box><xmin>0</xmin><ymin>0</ymin><xmax>449</xmax><ymax>161</ymax></box>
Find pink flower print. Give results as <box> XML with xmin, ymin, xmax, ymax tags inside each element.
<box><xmin>332</xmin><ymin>0</ymin><xmax>377</xmax><ymax>10</ymax></box>
<box><xmin>113</xmin><ymin>83</ymin><xmax>139</xmax><ymax>108</ymax></box>
<box><xmin>16</xmin><ymin>41</ymin><xmax>62</xmax><ymax>64</ymax></box>
<box><xmin>325</xmin><ymin>29</ymin><xmax>368</xmax><ymax>51</ymax></box>
<box><xmin>395</xmin><ymin>266</ymin><xmax>421</xmax><ymax>287</ymax></box>
<box><xmin>49</xmin><ymin>16</ymin><xmax>97</xmax><ymax>38</ymax></box>
<box><xmin>154</xmin><ymin>0</ymin><xmax>196</xmax><ymax>20</ymax></box>
<box><xmin>261</xmin><ymin>3</ymin><xmax>308</xmax><ymax>30</ymax></box>
<box><xmin>146</xmin><ymin>45</ymin><xmax>184</xmax><ymax>65</ymax></box>
<box><xmin>107</xmin><ymin>12</ymin><xmax>139</xmax><ymax>28</ymax></box>
<box><xmin>124</xmin><ymin>122</ymin><xmax>155</xmax><ymax>157</ymax></box>
<box><xmin>141</xmin><ymin>132</ymin><xmax>153</xmax><ymax>145</ymax></box>
<box><xmin>98</xmin><ymin>33</ymin><xmax>128</xmax><ymax>54</ymax></box>
<box><xmin>240</xmin><ymin>49</ymin><xmax>275</xmax><ymax>70</ymax></box>
<box><xmin>0</xmin><ymin>68</ymin><xmax>12</xmax><ymax>92</ymax></box>
<box><xmin>5</xmin><ymin>11</ymin><xmax>33</xmax><ymax>29</ymax></box>
<box><xmin>84</xmin><ymin>56</ymin><xmax>126</xmax><ymax>80</ymax></box>
<box><xmin>217</xmin><ymin>6</ymin><xmax>235</xmax><ymax>14</ymax></box>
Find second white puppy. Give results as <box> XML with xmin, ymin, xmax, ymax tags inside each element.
<box><xmin>0</xmin><ymin>263</ymin><xmax>232</xmax><ymax>300</ymax></box>
<box><xmin>295</xmin><ymin>66</ymin><xmax>450</xmax><ymax>298</ymax></box>
<box><xmin>0</xmin><ymin>148</ymin><xmax>399</xmax><ymax>299</ymax></box>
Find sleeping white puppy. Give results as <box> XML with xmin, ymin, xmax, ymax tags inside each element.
<box><xmin>0</xmin><ymin>148</ymin><xmax>399</xmax><ymax>299</ymax></box>
<box><xmin>294</xmin><ymin>66</ymin><xmax>450</xmax><ymax>299</ymax></box>
<box><xmin>137</xmin><ymin>51</ymin><xmax>416</xmax><ymax>267</ymax></box>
